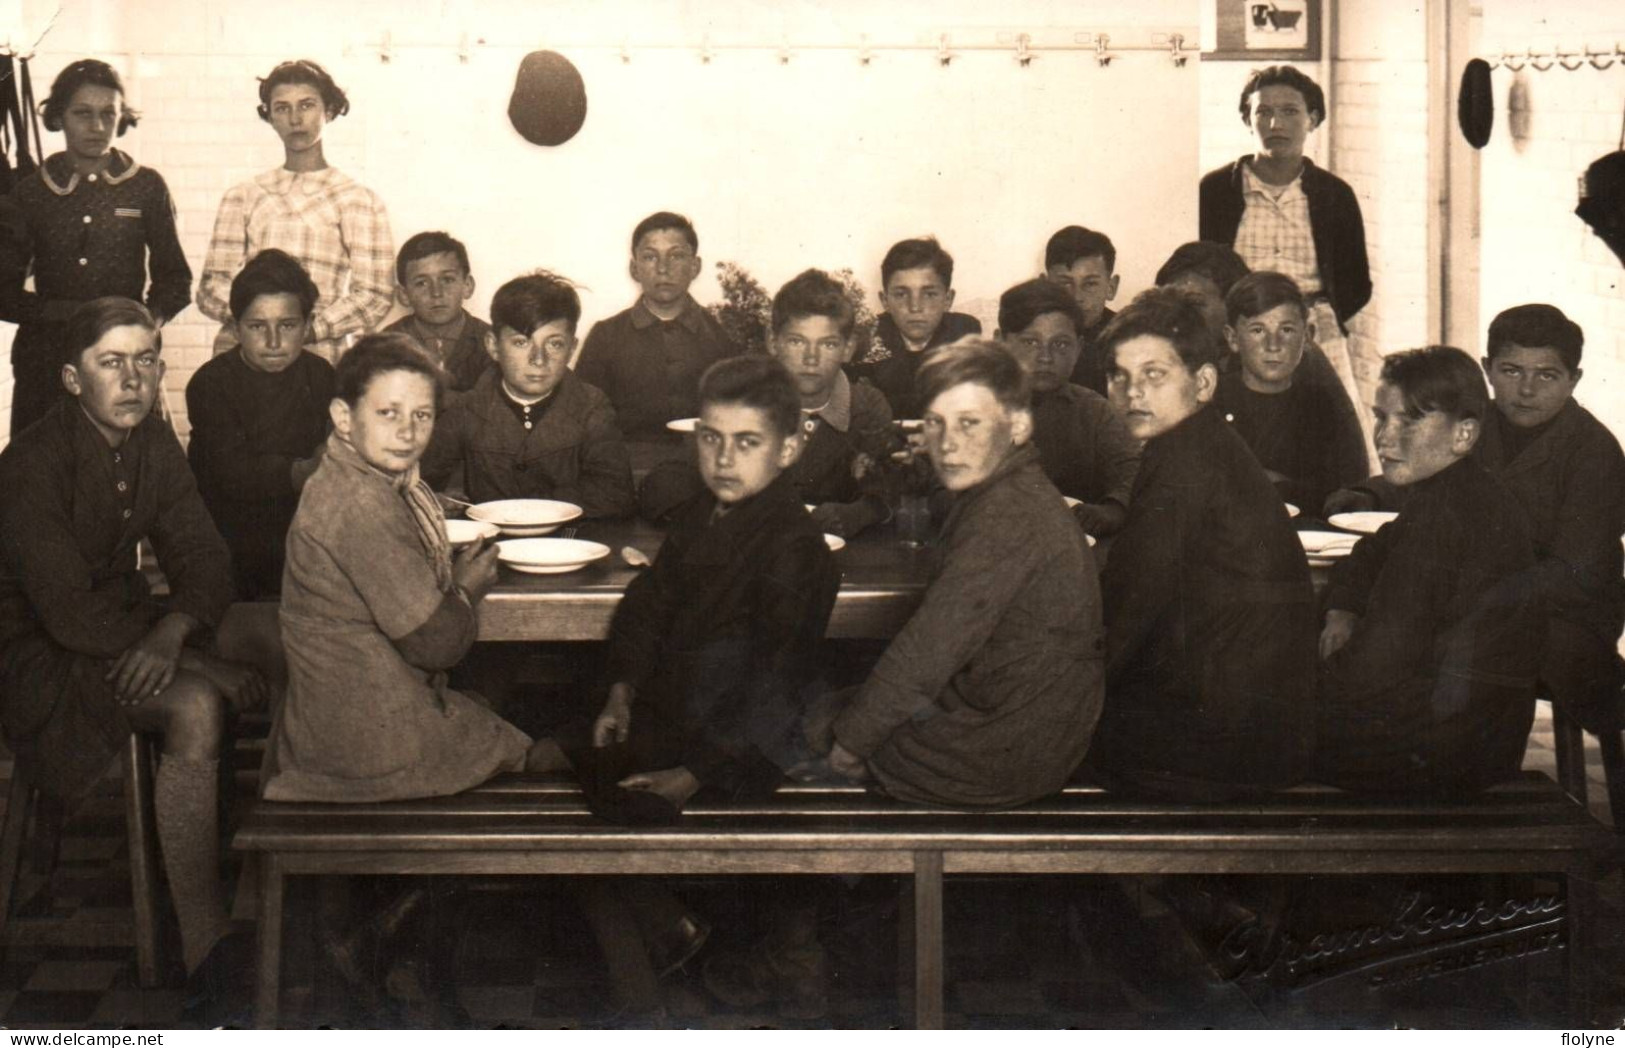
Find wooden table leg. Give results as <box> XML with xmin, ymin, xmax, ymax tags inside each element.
<box><xmin>912</xmin><ymin>850</ymin><xmax>944</xmax><ymax>1030</ymax></box>
<box><xmin>255</xmin><ymin>855</ymin><xmax>284</xmax><ymax>1029</ymax></box>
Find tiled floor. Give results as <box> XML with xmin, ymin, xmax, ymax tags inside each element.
<box><xmin>0</xmin><ymin>706</ymin><xmax>1619</xmax><ymax>1029</ymax></box>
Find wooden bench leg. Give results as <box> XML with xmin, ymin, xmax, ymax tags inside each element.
<box><xmin>1567</xmin><ymin>862</ymin><xmax>1597</xmax><ymax>1025</ymax></box>
<box><xmin>255</xmin><ymin>855</ymin><xmax>285</xmax><ymax>1028</ymax></box>
<box><xmin>123</xmin><ymin>734</ymin><xmax>162</xmax><ymax>988</ymax></box>
<box><xmin>912</xmin><ymin>851</ymin><xmax>944</xmax><ymax>1030</ymax></box>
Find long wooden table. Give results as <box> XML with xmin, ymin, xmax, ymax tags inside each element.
<box><xmin>477</xmin><ymin>519</ymin><xmax>935</xmax><ymax>641</ymax></box>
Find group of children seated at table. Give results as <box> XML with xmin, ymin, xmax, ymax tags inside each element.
<box><xmin>2</xmin><ymin>200</ymin><xmax>1622</xmax><ymax>1022</ymax></box>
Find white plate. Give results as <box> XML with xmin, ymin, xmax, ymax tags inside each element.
<box><xmin>467</xmin><ymin>499</ymin><xmax>583</xmax><ymax>536</ymax></box>
<box><xmin>496</xmin><ymin>538</ymin><xmax>610</xmax><ymax>574</ymax></box>
<box><xmin>823</xmin><ymin>533</ymin><xmax>846</xmax><ymax>552</ymax></box>
<box><xmin>1298</xmin><ymin>529</ymin><xmax>1361</xmax><ymax>556</ymax></box>
<box><xmin>1329</xmin><ymin>511</ymin><xmax>1399</xmax><ymax>535</ymax></box>
<box><xmin>1284</xmin><ymin>503</ymin><xmax>1300</xmax><ymax>518</ymax></box>
<box><xmin>665</xmin><ymin>417</ymin><xmax>698</xmax><ymax>433</ymax></box>
<box><xmin>445</xmin><ymin>519</ymin><xmax>500</xmax><ymax>547</ymax></box>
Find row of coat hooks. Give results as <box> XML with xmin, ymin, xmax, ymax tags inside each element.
<box><xmin>358</xmin><ymin>31</ymin><xmax>1194</xmax><ymax>69</ymax></box>
<box><xmin>1485</xmin><ymin>43</ymin><xmax>1625</xmax><ymax>72</ymax></box>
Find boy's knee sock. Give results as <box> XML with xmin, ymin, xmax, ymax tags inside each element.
<box><xmin>154</xmin><ymin>755</ymin><xmax>229</xmax><ymax>972</ymax></box>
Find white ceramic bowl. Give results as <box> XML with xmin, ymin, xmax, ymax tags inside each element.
<box><xmin>496</xmin><ymin>538</ymin><xmax>611</xmax><ymax>575</ymax></box>
<box><xmin>1298</xmin><ymin>530</ymin><xmax>1360</xmax><ymax>556</ymax></box>
<box><xmin>444</xmin><ymin>519</ymin><xmax>500</xmax><ymax>547</ymax></box>
<box><xmin>467</xmin><ymin>499</ymin><xmax>583</xmax><ymax>536</ymax></box>
<box><xmin>1328</xmin><ymin>511</ymin><xmax>1399</xmax><ymax>535</ymax></box>
<box><xmin>823</xmin><ymin>533</ymin><xmax>846</xmax><ymax>552</ymax></box>
<box><xmin>665</xmin><ymin>417</ymin><xmax>698</xmax><ymax>434</ymax></box>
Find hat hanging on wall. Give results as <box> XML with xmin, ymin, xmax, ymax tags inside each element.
<box><xmin>1576</xmin><ymin>115</ymin><xmax>1625</xmax><ymax>267</ymax></box>
<box><xmin>508</xmin><ymin>50</ymin><xmax>587</xmax><ymax>147</ymax></box>
<box><xmin>1457</xmin><ymin>58</ymin><xmax>1493</xmax><ymax>149</ymax></box>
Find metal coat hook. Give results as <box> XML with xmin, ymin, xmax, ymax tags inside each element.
<box><xmin>1014</xmin><ymin>33</ymin><xmax>1034</xmax><ymax>68</ymax></box>
<box><xmin>778</xmin><ymin>36</ymin><xmax>792</xmax><ymax>65</ymax></box>
<box><xmin>379</xmin><ymin>31</ymin><xmax>393</xmax><ymax>64</ymax></box>
<box><xmin>1095</xmin><ymin>34</ymin><xmax>1115</xmax><ymax>67</ymax></box>
<box><xmin>620</xmin><ymin>40</ymin><xmax>631</xmax><ymax>64</ymax></box>
<box><xmin>699</xmin><ymin>34</ymin><xmax>712</xmax><ymax>64</ymax></box>
<box><xmin>1502</xmin><ymin>51</ymin><xmax>1526</xmax><ymax>72</ymax></box>
<box><xmin>1169</xmin><ymin>33</ymin><xmax>1188</xmax><ymax>68</ymax></box>
<box><xmin>1527</xmin><ymin>48</ymin><xmax>1554</xmax><ymax>72</ymax></box>
<box><xmin>1557</xmin><ymin>49</ymin><xmax>1585</xmax><ymax>71</ymax></box>
<box><xmin>858</xmin><ymin>35</ymin><xmax>872</xmax><ymax>66</ymax></box>
<box><xmin>1585</xmin><ymin>45</ymin><xmax>1620</xmax><ymax>70</ymax></box>
<box><xmin>938</xmin><ymin>34</ymin><xmax>955</xmax><ymax>67</ymax></box>
<box><xmin>456</xmin><ymin>31</ymin><xmax>470</xmax><ymax>64</ymax></box>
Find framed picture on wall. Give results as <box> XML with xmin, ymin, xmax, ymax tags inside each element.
<box><xmin>1205</xmin><ymin>0</ymin><xmax>1322</xmax><ymax>61</ymax></box>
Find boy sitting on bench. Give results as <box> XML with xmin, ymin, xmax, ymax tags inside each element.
<box><xmin>850</xmin><ymin>236</ymin><xmax>982</xmax><ymax>419</ymax></box>
<box><xmin>1089</xmin><ymin>288</ymin><xmax>1316</xmax><ymax>801</ymax></box>
<box><xmin>185</xmin><ymin>249</ymin><xmax>334</xmax><ymax>599</ymax></box>
<box><xmin>421</xmin><ymin>270</ymin><xmax>635</xmax><ymax>517</ymax></box>
<box><xmin>638</xmin><ymin>269</ymin><xmax>894</xmax><ymax>537</ymax></box>
<box><xmin>998</xmin><ymin>278</ymin><xmax>1140</xmax><ymax>539</ymax></box>
<box><xmin>1317</xmin><ymin>346</ymin><xmax>1541</xmax><ymax>797</ymax></box>
<box><xmin>1211</xmin><ymin>271</ymin><xmax>1368</xmax><ymax>516</ymax></box>
<box><xmin>1043</xmin><ymin>225</ymin><xmax>1121</xmax><ymax>395</ymax></box>
<box><xmin>382</xmin><ymin>230</ymin><xmax>494</xmax><ymax>392</ymax></box>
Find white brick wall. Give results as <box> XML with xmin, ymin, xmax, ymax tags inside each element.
<box><xmin>1475</xmin><ymin>2</ymin><xmax>1625</xmax><ymax>443</ymax></box>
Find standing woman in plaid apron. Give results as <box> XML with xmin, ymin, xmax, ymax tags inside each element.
<box><xmin>1198</xmin><ymin>65</ymin><xmax>1373</xmax><ymax>451</ymax></box>
<box><xmin>196</xmin><ymin>59</ymin><xmax>394</xmax><ymax>365</ymax></box>
<box><xmin>0</xmin><ymin>59</ymin><xmax>192</xmax><ymax>438</ymax></box>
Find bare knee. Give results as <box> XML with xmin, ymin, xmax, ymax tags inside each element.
<box><xmin>129</xmin><ymin>671</ymin><xmax>225</xmax><ymax>761</ymax></box>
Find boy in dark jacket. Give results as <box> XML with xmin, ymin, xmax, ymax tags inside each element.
<box><xmin>849</xmin><ymin>236</ymin><xmax>982</xmax><ymax>419</ymax></box>
<box><xmin>639</xmin><ymin>269</ymin><xmax>895</xmax><ymax>536</ymax></box>
<box><xmin>420</xmin><ymin>270</ymin><xmax>635</xmax><ymax>517</ymax></box>
<box><xmin>998</xmin><ymin>278</ymin><xmax>1140</xmax><ymax>539</ymax></box>
<box><xmin>1044</xmin><ymin>225</ymin><xmax>1121</xmax><ymax>395</ymax></box>
<box><xmin>382</xmin><ymin>230</ymin><xmax>494</xmax><ymax>393</ymax></box>
<box><xmin>185</xmin><ymin>249</ymin><xmax>333</xmax><ymax>599</ymax></box>
<box><xmin>1211</xmin><ymin>271</ymin><xmax>1368</xmax><ymax>516</ymax></box>
<box><xmin>1317</xmin><ymin>346</ymin><xmax>1539</xmax><ymax>796</ymax></box>
<box><xmin>1090</xmin><ymin>287</ymin><xmax>1317</xmax><ymax>800</ymax></box>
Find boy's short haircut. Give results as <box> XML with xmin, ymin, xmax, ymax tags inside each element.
<box><xmin>395</xmin><ymin>231</ymin><xmax>472</xmax><ymax>286</ymax></box>
<box><xmin>697</xmin><ymin>355</ymin><xmax>801</xmax><ymax>442</ymax></box>
<box><xmin>1101</xmin><ymin>287</ymin><xmax>1222</xmax><ymax>374</ymax></box>
<box><xmin>916</xmin><ymin>337</ymin><xmax>1031</xmax><ymax>415</ymax></box>
<box><xmin>1044</xmin><ymin>226</ymin><xmax>1117</xmax><ymax>274</ymax></box>
<box><xmin>1486</xmin><ymin>303</ymin><xmax>1585</xmax><ymax>371</ymax></box>
<box><xmin>1224</xmin><ymin>271</ymin><xmax>1308</xmax><ymax>326</ymax></box>
<box><xmin>772</xmin><ymin>269</ymin><xmax>855</xmax><ymax>339</ymax></box>
<box><xmin>63</xmin><ymin>296</ymin><xmax>159</xmax><ymax>369</ymax></box>
<box><xmin>334</xmin><ymin>332</ymin><xmax>445</xmax><ymax>410</ymax></box>
<box><xmin>256</xmin><ymin>58</ymin><xmax>350</xmax><ymax>122</ymax></box>
<box><xmin>999</xmin><ymin>279</ymin><xmax>1086</xmax><ymax>338</ymax></box>
<box><xmin>881</xmin><ymin>237</ymin><xmax>954</xmax><ymax>289</ymax></box>
<box><xmin>1154</xmin><ymin>241</ymin><xmax>1252</xmax><ymax>298</ymax></box>
<box><xmin>1239</xmin><ymin>64</ymin><xmax>1327</xmax><ymax>125</ymax></box>
<box><xmin>42</xmin><ymin>59</ymin><xmax>139</xmax><ymax>135</ymax></box>
<box><xmin>630</xmin><ymin>211</ymin><xmax>698</xmax><ymax>254</ymax></box>
<box><xmin>489</xmin><ymin>270</ymin><xmax>582</xmax><ymax>336</ymax></box>
<box><xmin>1380</xmin><ymin>346</ymin><xmax>1488</xmax><ymax>423</ymax></box>
<box><xmin>230</xmin><ymin>248</ymin><xmax>319</xmax><ymax>321</ymax></box>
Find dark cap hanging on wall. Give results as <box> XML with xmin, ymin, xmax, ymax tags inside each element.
<box><xmin>1577</xmin><ymin>149</ymin><xmax>1625</xmax><ymax>267</ymax></box>
<box><xmin>1456</xmin><ymin>58</ymin><xmax>1493</xmax><ymax>149</ymax></box>
<box><xmin>508</xmin><ymin>50</ymin><xmax>586</xmax><ymax>147</ymax></box>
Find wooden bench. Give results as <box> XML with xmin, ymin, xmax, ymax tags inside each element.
<box><xmin>234</xmin><ymin>771</ymin><xmax>1618</xmax><ymax>1028</ymax></box>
